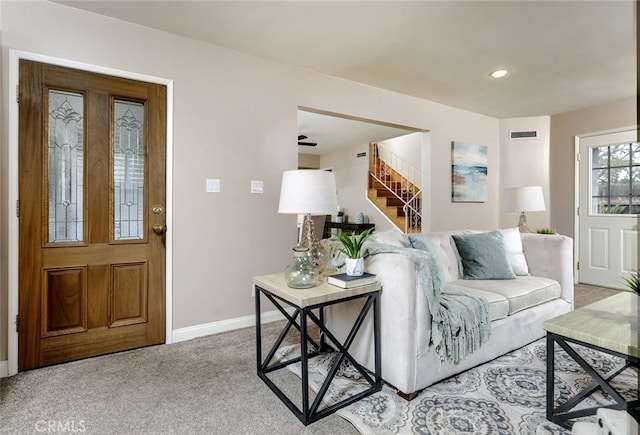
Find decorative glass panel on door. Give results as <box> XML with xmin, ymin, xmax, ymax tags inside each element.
<box><xmin>113</xmin><ymin>100</ymin><xmax>145</xmax><ymax>241</ymax></box>
<box><xmin>47</xmin><ymin>90</ymin><xmax>84</xmax><ymax>243</ymax></box>
<box><xmin>590</xmin><ymin>143</ymin><xmax>640</xmax><ymax>214</ymax></box>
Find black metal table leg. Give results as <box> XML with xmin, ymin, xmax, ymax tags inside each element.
<box><xmin>546</xmin><ymin>334</ymin><xmax>554</xmax><ymax>422</ymax></box>
<box><xmin>255</xmin><ymin>284</ymin><xmax>381</xmax><ymax>426</ymax></box>
<box><xmin>546</xmin><ymin>332</ymin><xmax>639</xmax><ymax>428</ymax></box>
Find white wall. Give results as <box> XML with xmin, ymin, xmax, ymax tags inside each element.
<box><xmin>377</xmin><ymin>132</ymin><xmax>422</xmax><ymax>188</ymax></box>
<box><xmin>298</xmin><ymin>153</ymin><xmax>320</xmax><ymax>169</ymax></box>
<box><xmin>0</xmin><ymin>4</ymin><xmax>5</xmax><ymax>375</ymax></box>
<box><xmin>1</xmin><ymin>1</ymin><xmax>501</xmax><ymax>362</ymax></box>
<box><xmin>549</xmin><ymin>97</ymin><xmax>637</xmax><ymax>238</ymax></box>
<box><xmin>320</xmin><ymin>143</ymin><xmax>396</xmax><ymax>232</ymax></box>
<box><xmin>320</xmin><ymin>132</ymin><xmax>424</xmax><ymax>232</ymax></box>
<box><xmin>499</xmin><ymin>116</ymin><xmax>551</xmax><ymax>231</ymax></box>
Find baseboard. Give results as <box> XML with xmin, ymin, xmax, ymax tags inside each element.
<box><xmin>0</xmin><ymin>310</ymin><xmax>292</xmax><ymax>375</ymax></box>
<box><xmin>171</xmin><ymin>307</ymin><xmax>294</xmax><ymax>343</ymax></box>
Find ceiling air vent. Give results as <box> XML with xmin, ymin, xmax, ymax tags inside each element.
<box><xmin>510</xmin><ymin>130</ymin><xmax>538</xmax><ymax>140</ymax></box>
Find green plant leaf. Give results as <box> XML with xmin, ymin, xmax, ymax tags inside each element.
<box><xmin>335</xmin><ymin>228</ymin><xmax>374</xmax><ymax>259</ymax></box>
<box><xmin>535</xmin><ymin>227</ymin><xmax>556</xmax><ymax>234</ymax></box>
<box><xmin>621</xmin><ymin>270</ymin><xmax>640</xmax><ymax>294</ymax></box>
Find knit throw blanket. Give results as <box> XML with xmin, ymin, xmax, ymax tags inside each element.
<box><xmin>364</xmin><ymin>241</ymin><xmax>491</xmax><ymax>367</ymax></box>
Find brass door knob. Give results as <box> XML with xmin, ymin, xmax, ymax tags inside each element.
<box><xmin>152</xmin><ymin>224</ymin><xmax>165</xmax><ymax>235</ymax></box>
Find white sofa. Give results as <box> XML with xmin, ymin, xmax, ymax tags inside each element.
<box><xmin>325</xmin><ymin>228</ymin><xmax>574</xmax><ymax>399</ymax></box>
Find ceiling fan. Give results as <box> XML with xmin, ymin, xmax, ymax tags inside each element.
<box><xmin>297</xmin><ymin>135</ymin><xmax>317</xmax><ymax>147</ymax></box>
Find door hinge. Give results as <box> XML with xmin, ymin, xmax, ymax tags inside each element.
<box><xmin>16</xmin><ymin>200</ymin><xmax>20</xmax><ymax>218</ymax></box>
<box><xmin>16</xmin><ymin>84</ymin><xmax>19</xmax><ymax>104</ymax></box>
<box><xmin>576</xmin><ymin>152</ymin><xmax>580</xmax><ymax>162</ymax></box>
<box><xmin>15</xmin><ymin>314</ymin><xmax>19</xmax><ymax>332</ymax></box>
<box><xmin>576</xmin><ymin>207</ymin><xmax>580</xmax><ymax>216</ymax></box>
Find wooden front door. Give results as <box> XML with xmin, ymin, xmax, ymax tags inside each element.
<box><xmin>18</xmin><ymin>60</ymin><xmax>167</xmax><ymax>370</ymax></box>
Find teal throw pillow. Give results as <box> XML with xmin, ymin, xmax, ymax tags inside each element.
<box><xmin>452</xmin><ymin>231</ymin><xmax>516</xmax><ymax>280</ymax></box>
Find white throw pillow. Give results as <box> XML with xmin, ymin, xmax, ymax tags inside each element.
<box><xmin>501</xmin><ymin>227</ymin><xmax>530</xmax><ymax>275</ymax></box>
<box><xmin>369</xmin><ymin>229</ymin><xmax>407</xmax><ymax>248</ymax></box>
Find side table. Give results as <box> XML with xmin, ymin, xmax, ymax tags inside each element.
<box><xmin>322</xmin><ymin>222</ymin><xmax>375</xmax><ymax>239</ymax></box>
<box><xmin>543</xmin><ymin>292</ymin><xmax>639</xmax><ymax>428</ymax></box>
<box><xmin>253</xmin><ymin>273</ymin><xmax>382</xmax><ymax>425</ymax></box>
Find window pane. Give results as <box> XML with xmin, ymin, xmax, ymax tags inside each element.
<box><xmin>592</xmin><ymin>146</ymin><xmax>608</xmax><ymax>168</ymax></box>
<box><xmin>590</xmin><ymin>142</ymin><xmax>638</xmax><ymax>216</ymax></box>
<box><xmin>609</xmin><ymin>143</ymin><xmax>630</xmax><ymax>168</ymax></box>
<box><xmin>48</xmin><ymin>90</ymin><xmax>84</xmax><ymax>243</ymax></box>
<box><xmin>632</xmin><ymin>167</ymin><xmax>640</xmax><ymax>214</ymax></box>
<box><xmin>113</xmin><ymin>100</ymin><xmax>145</xmax><ymax>241</ymax></box>
<box><xmin>593</xmin><ymin>197</ymin><xmax>610</xmax><ymax>214</ymax></box>
<box><xmin>610</xmin><ymin>167</ymin><xmax>631</xmax><ymax>194</ymax></box>
<box><xmin>593</xmin><ymin>169</ymin><xmax>609</xmax><ymax>196</ymax></box>
<box><xmin>632</xmin><ymin>143</ymin><xmax>640</xmax><ymax>165</ymax></box>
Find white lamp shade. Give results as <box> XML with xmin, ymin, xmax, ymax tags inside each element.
<box><xmin>503</xmin><ymin>186</ymin><xmax>545</xmax><ymax>212</ymax></box>
<box><xmin>278</xmin><ymin>170</ymin><xmax>338</xmax><ymax>215</ymax></box>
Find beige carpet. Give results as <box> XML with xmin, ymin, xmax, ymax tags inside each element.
<box><xmin>573</xmin><ymin>283</ymin><xmax>622</xmax><ymax>308</ymax></box>
<box><xmin>0</xmin><ymin>322</ymin><xmax>355</xmax><ymax>435</ymax></box>
<box><xmin>0</xmin><ymin>284</ymin><xmax>621</xmax><ymax>434</ymax></box>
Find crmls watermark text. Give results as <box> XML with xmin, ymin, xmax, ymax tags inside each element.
<box><xmin>35</xmin><ymin>420</ymin><xmax>86</xmax><ymax>433</ymax></box>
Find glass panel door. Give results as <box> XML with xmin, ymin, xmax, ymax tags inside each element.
<box><xmin>113</xmin><ymin>100</ymin><xmax>145</xmax><ymax>241</ymax></box>
<box><xmin>590</xmin><ymin>142</ymin><xmax>640</xmax><ymax>214</ymax></box>
<box><xmin>47</xmin><ymin>90</ymin><xmax>85</xmax><ymax>243</ymax></box>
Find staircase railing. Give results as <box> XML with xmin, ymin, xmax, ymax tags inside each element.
<box><xmin>370</xmin><ymin>143</ymin><xmax>421</xmax><ymax>189</ymax></box>
<box><xmin>369</xmin><ymin>143</ymin><xmax>423</xmax><ymax>233</ymax></box>
<box><xmin>403</xmin><ymin>190</ymin><xmax>422</xmax><ymax>233</ymax></box>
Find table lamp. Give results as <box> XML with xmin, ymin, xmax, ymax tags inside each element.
<box><xmin>278</xmin><ymin>170</ymin><xmax>338</xmax><ymax>273</ymax></box>
<box><xmin>503</xmin><ymin>186</ymin><xmax>545</xmax><ymax>233</ymax></box>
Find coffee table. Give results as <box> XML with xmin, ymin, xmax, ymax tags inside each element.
<box><xmin>254</xmin><ymin>273</ymin><xmax>382</xmax><ymax>425</ymax></box>
<box><xmin>543</xmin><ymin>291</ymin><xmax>639</xmax><ymax>428</ymax></box>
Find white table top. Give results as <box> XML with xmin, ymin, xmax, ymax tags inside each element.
<box><xmin>253</xmin><ymin>273</ymin><xmax>381</xmax><ymax>308</ymax></box>
<box><xmin>543</xmin><ymin>292</ymin><xmax>639</xmax><ymax>358</ymax></box>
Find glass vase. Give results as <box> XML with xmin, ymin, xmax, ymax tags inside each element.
<box><xmin>284</xmin><ymin>247</ymin><xmax>320</xmax><ymax>289</ymax></box>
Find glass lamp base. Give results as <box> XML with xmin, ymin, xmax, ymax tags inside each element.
<box><xmin>517</xmin><ymin>211</ymin><xmax>532</xmax><ymax>233</ymax></box>
<box><xmin>284</xmin><ymin>246</ymin><xmax>321</xmax><ymax>289</ymax></box>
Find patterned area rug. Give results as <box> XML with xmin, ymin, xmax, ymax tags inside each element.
<box><xmin>278</xmin><ymin>339</ymin><xmax>638</xmax><ymax>434</ymax></box>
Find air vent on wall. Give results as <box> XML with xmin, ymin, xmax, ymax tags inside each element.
<box><xmin>509</xmin><ymin>130</ymin><xmax>538</xmax><ymax>140</ymax></box>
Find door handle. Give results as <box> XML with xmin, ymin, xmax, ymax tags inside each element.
<box><xmin>152</xmin><ymin>224</ymin><xmax>167</xmax><ymax>247</ymax></box>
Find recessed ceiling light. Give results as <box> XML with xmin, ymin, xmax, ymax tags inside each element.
<box><xmin>490</xmin><ymin>69</ymin><xmax>509</xmax><ymax>78</ymax></box>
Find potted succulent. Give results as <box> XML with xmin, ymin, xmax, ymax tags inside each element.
<box><xmin>535</xmin><ymin>227</ymin><xmax>556</xmax><ymax>234</ymax></box>
<box><xmin>336</xmin><ymin>228</ymin><xmax>374</xmax><ymax>276</ymax></box>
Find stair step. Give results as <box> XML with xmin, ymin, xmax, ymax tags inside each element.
<box><xmin>368</xmin><ymin>170</ymin><xmax>422</xmax><ymax>234</ymax></box>
<box><xmin>375</xmin><ymin>189</ymin><xmax>396</xmax><ymax>197</ymax></box>
<box><xmin>385</xmin><ymin>197</ymin><xmax>404</xmax><ymax>207</ymax></box>
<box><xmin>371</xmin><ymin>182</ymin><xmax>403</xmax><ymax>192</ymax></box>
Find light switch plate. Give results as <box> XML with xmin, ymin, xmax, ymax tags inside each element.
<box><xmin>206</xmin><ymin>178</ymin><xmax>220</xmax><ymax>193</ymax></box>
<box><xmin>250</xmin><ymin>180</ymin><xmax>264</xmax><ymax>194</ymax></box>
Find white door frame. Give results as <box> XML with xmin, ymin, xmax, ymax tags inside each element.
<box><xmin>574</xmin><ymin>125</ymin><xmax>639</xmax><ymax>287</ymax></box>
<box><xmin>6</xmin><ymin>50</ymin><xmax>174</xmax><ymax>376</ymax></box>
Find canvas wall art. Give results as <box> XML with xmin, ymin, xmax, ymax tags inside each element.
<box><xmin>451</xmin><ymin>141</ymin><xmax>488</xmax><ymax>202</ymax></box>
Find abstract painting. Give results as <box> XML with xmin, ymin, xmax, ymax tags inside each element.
<box><xmin>451</xmin><ymin>141</ymin><xmax>487</xmax><ymax>202</ymax></box>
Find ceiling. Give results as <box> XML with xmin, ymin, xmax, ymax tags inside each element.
<box><xmin>298</xmin><ymin>109</ymin><xmax>422</xmax><ymax>155</ymax></box>
<box><xmin>57</xmin><ymin>1</ymin><xmax>636</xmax><ymax>153</ymax></box>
